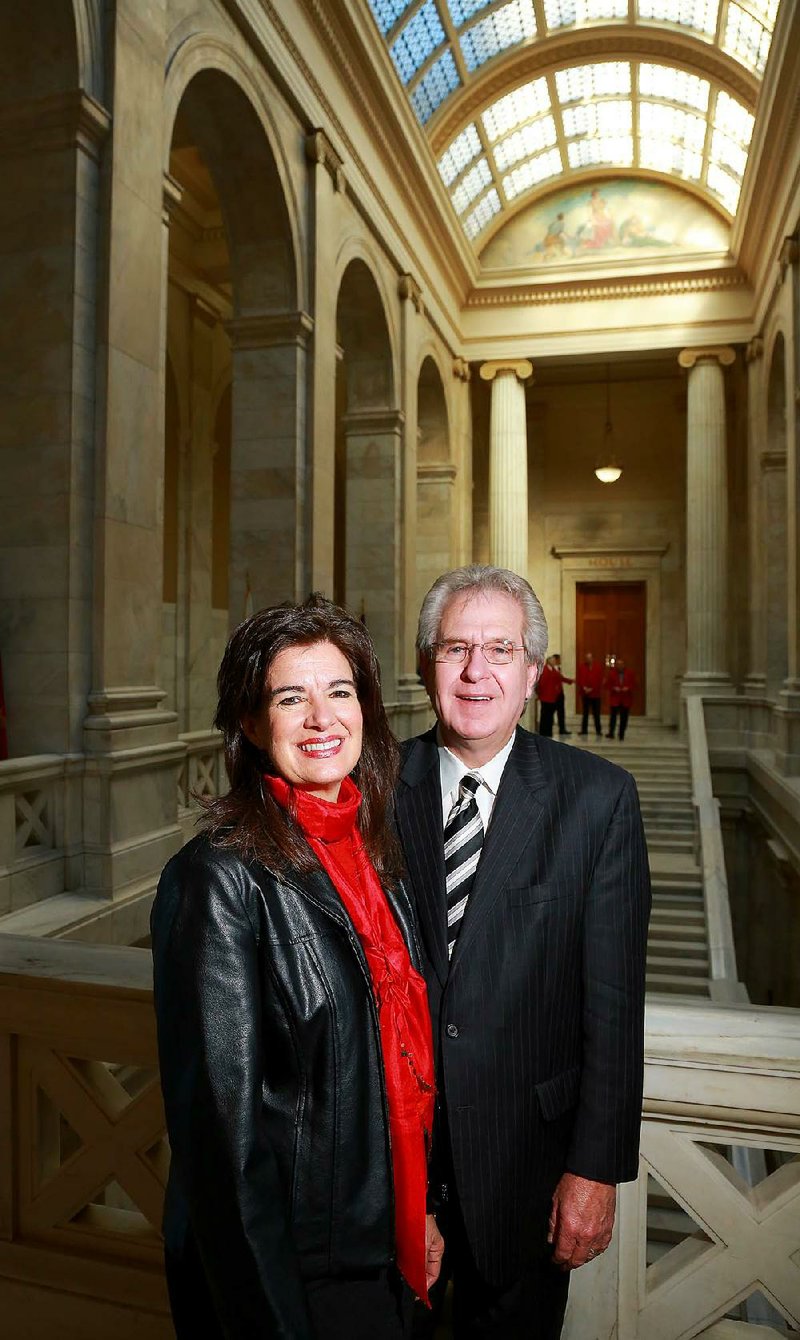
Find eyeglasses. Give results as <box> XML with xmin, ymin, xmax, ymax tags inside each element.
<box><xmin>433</xmin><ymin>640</ymin><xmax>525</xmax><ymax>666</ymax></box>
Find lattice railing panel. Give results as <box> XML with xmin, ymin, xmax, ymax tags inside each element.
<box><xmin>18</xmin><ymin>1041</ymin><xmax>166</xmax><ymax>1262</ymax></box>
<box><xmin>14</xmin><ymin>789</ymin><xmax>54</xmax><ymax>853</ymax></box>
<box><xmin>635</xmin><ymin>1123</ymin><xmax>800</xmax><ymax>1337</ymax></box>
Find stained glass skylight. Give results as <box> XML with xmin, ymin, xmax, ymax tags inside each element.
<box><xmin>435</xmin><ymin>57</ymin><xmax>757</xmax><ymax>239</ymax></box>
<box><xmin>365</xmin><ymin>0</ymin><xmax>782</xmax><ymax>244</ymax></box>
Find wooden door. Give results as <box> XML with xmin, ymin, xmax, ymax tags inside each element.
<box><xmin>575</xmin><ymin>582</ymin><xmax>646</xmax><ymax>714</ymax></box>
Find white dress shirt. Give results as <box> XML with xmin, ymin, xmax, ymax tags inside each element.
<box><xmin>437</xmin><ymin>731</ymin><xmax>516</xmax><ymax>833</ymax></box>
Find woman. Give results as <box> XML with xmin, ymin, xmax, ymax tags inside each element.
<box><xmin>151</xmin><ymin>595</ymin><xmax>442</xmax><ymax>1340</ymax></box>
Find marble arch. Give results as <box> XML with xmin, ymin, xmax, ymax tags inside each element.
<box><xmin>163</xmin><ymin>36</ymin><xmax>303</xmax><ymax>310</ymax></box>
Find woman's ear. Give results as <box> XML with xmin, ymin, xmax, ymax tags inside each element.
<box><xmin>241</xmin><ymin>713</ymin><xmax>266</xmax><ymax>751</ymax></box>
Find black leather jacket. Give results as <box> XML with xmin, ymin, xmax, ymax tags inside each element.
<box><xmin>151</xmin><ymin>833</ymin><xmax>424</xmax><ymax>1339</ymax></box>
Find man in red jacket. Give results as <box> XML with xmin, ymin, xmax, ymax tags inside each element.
<box><xmin>535</xmin><ymin>657</ymin><xmax>561</xmax><ymax>736</ymax></box>
<box><xmin>551</xmin><ymin>654</ymin><xmax>574</xmax><ymax>736</ymax></box>
<box><xmin>578</xmin><ymin>652</ymin><xmax>604</xmax><ymax>738</ymax></box>
<box><xmin>606</xmin><ymin>659</ymin><xmax>636</xmax><ymax>740</ymax></box>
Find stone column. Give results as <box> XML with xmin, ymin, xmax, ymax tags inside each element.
<box><xmin>678</xmin><ymin>346</ymin><xmax>736</xmax><ymax>694</ymax></box>
<box><xmin>479</xmin><ymin>359</ymin><xmax>532</xmax><ymax>574</ymax></box>
<box><xmin>396</xmin><ymin>274</ymin><xmax>428</xmax><ymax>737</ymax></box>
<box><xmin>743</xmin><ymin>337</ymin><xmax>766</xmax><ymax>698</ymax></box>
<box><xmin>342</xmin><ymin>408</ymin><xmax>404</xmax><ymax>704</ymax></box>
<box><xmin>225</xmin><ymin>311</ymin><xmax>313</xmax><ymax>617</ymax></box>
<box><xmin>82</xmin><ymin>3</ymin><xmax>186</xmax><ymax>903</ymax></box>
<box><xmin>775</xmin><ymin>234</ymin><xmax>800</xmax><ymax>774</ymax></box>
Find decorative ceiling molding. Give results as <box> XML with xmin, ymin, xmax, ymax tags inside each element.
<box><xmin>466</xmin><ymin>267</ymin><xmax>749</xmax><ymax>307</ymax></box>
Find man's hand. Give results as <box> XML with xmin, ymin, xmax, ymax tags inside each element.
<box><xmin>425</xmin><ymin>1213</ymin><xmax>445</xmax><ymax>1290</ymax></box>
<box><xmin>547</xmin><ymin>1172</ymin><xmax>616</xmax><ymax>1270</ymax></box>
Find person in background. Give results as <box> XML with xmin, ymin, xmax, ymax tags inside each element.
<box><xmin>606</xmin><ymin>658</ymin><xmax>636</xmax><ymax>741</ymax></box>
<box><xmin>550</xmin><ymin>653</ymin><xmax>574</xmax><ymax>736</ymax></box>
<box><xmin>151</xmin><ymin>595</ymin><xmax>442</xmax><ymax>1340</ymax></box>
<box><xmin>578</xmin><ymin>650</ymin><xmax>604</xmax><ymax>738</ymax></box>
<box><xmin>534</xmin><ymin>655</ymin><xmax>561</xmax><ymax>736</ymax></box>
<box><xmin>397</xmin><ymin>565</ymin><xmax>651</xmax><ymax>1340</ymax></box>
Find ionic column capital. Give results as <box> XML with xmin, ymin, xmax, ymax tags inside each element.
<box><xmin>678</xmin><ymin>346</ymin><xmax>736</xmax><ymax>371</ymax></box>
<box><xmin>479</xmin><ymin>359</ymin><xmax>533</xmax><ymax>383</ymax></box>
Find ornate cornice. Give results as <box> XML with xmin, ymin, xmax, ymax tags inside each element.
<box><xmin>305</xmin><ymin>128</ymin><xmax>346</xmax><ymax>192</ymax></box>
<box><xmin>225</xmin><ymin>311</ymin><xmax>314</xmax><ymax>349</ymax></box>
<box><xmin>0</xmin><ymin>90</ymin><xmax>111</xmax><ymax>161</ymax></box>
<box><xmin>467</xmin><ymin>268</ymin><xmax>748</xmax><ymax>307</ymax></box>
<box><xmin>551</xmin><ymin>544</ymin><xmax>670</xmax><ymax>559</ymax></box>
<box><xmin>430</xmin><ymin>30</ymin><xmax>758</xmax><ymax>154</ymax></box>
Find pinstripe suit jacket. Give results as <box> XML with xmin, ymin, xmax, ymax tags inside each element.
<box><xmin>396</xmin><ymin>726</ymin><xmax>651</xmax><ymax>1286</ymax></box>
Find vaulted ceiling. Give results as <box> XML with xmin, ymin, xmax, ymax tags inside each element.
<box><xmin>366</xmin><ymin>0</ymin><xmax>781</xmax><ymax>248</ymax></box>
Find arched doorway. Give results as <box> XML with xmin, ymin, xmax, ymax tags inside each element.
<box><xmin>416</xmin><ymin>356</ymin><xmax>453</xmax><ymax>614</ymax></box>
<box><xmin>164</xmin><ymin>66</ymin><xmax>299</xmax><ymax>728</ymax></box>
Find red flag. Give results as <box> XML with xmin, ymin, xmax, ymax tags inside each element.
<box><xmin>0</xmin><ymin>652</ymin><xmax>8</xmax><ymax>760</ymax></box>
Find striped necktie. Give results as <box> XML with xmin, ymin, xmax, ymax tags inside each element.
<box><xmin>444</xmin><ymin>772</ymin><xmax>484</xmax><ymax>958</ymax></box>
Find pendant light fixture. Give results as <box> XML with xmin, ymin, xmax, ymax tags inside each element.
<box><xmin>595</xmin><ymin>364</ymin><xmax>622</xmax><ymax>484</ymax></box>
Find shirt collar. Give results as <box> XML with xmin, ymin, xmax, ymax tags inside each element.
<box><xmin>436</xmin><ymin>729</ymin><xmax>516</xmax><ymax>799</ymax></box>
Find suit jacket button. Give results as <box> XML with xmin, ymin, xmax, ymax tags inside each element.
<box><xmin>446</xmin><ymin>1023</ymin><xmax>459</xmax><ymax>1039</ymax></box>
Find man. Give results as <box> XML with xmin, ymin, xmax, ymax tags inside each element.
<box><xmin>534</xmin><ymin>655</ymin><xmax>561</xmax><ymax>737</ymax></box>
<box><xmin>606</xmin><ymin>658</ymin><xmax>636</xmax><ymax>741</ymax></box>
<box><xmin>578</xmin><ymin>650</ymin><xmax>604</xmax><ymax>737</ymax></box>
<box><xmin>396</xmin><ymin>566</ymin><xmax>650</xmax><ymax>1339</ymax></box>
<box><xmin>550</xmin><ymin>653</ymin><xmax>573</xmax><ymax>736</ymax></box>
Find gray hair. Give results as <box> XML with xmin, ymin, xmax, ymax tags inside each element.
<box><xmin>417</xmin><ymin>564</ymin><xmax>548</xmax><ymax>666</ymax></box>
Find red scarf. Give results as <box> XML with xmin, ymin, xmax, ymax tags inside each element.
<box><xmin>264</xmin><ymin>774</ymin><xmax>435</xmax><ymax>1302</ymax></box>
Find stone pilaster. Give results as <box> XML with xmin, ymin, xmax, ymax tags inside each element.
<box><xmin>225</xmin><ymin>311</ymin><xmax>314</xmax><ymax>616</ymax></box>
<box><xmin>678</xmin><ymin>346</ymin><xmax>736</xmax><ymax>695</ymax></box>
<box><xmin>775</xmin><ymin>233</ymin><xmax>800</xmax><ymax>773</ymax></box>
<box><xmin>743</xmin><ymin>337</ymin><xmax>767</xmax><ymax>699</ymax></box>
<box><xmin>306</xmin><ymin>129</ymin><xmax>345</xmax><ymax>596</ymax></box>
<box><xmin>479</xmin><ymin>359</ymin><xmax>532</xmax><ymax>574</ymax></box>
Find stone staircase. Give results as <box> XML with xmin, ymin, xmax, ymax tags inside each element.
<box><xmin>567</xmin><ymin>725</ymin><xmax>711</xmax><ymax>999</ymax></box>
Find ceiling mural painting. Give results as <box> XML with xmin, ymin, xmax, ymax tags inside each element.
<box><xmin>365</xmin><ymin>0</ymin><xmax>782</xmax><ymax>252</ymax></box>
<box><xmin>479</xmin><ymin>176</ymin><xmax>731</xmax><ymax>269</ymax></box>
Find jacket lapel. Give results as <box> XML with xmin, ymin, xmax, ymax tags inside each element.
<box><xmin>396</xmin><ymin>731</ymin><xmax>449</xmax><ymax>988</ymax></box>
<box><xmin>449</xmin><ymin>729</ymin><xmax>547</xmax><ymax>972</ymax></box>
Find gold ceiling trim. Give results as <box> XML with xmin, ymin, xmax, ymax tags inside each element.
<box><xmin>466</xmin><ymin>267</ymin><xmax>749</xmax><ymax>306</ymax></box>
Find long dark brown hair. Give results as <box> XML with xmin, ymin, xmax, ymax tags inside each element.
<box><xmin>201</xmin><ymin>594</ymin><xmax>402</xmax><ymax>880</ymax></box>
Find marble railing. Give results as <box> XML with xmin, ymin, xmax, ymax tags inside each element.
<box><xmin>176</xmin><ymin>729</ymin><xmax>225</xmax><ymax>840</ymax></box>
<box><xmin>566</xmin><ymin>999</ymin><xmax>800</xmax><ymax>1340</ymax></box>
<box><xmin>0</xmin><ymin>754</ymin><xmax>76</xmax><ymax>919</ymax></box>
<box><xmin>2</xmin><ymin>939</ymin><xmax>798</xmax><ymax>1340</ymax></box>
<box><xmin>685</xmin><ymin>696</ymin><xmax>745</xmax><ymax>1003</ymax></box>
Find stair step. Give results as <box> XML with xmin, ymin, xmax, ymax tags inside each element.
<box><xmin>646</xmin><ymin>971</ymin><xmax>710</xmax><ymax>995</ymax></box>
<box><xmin>646</xmin><ymin>1206</ymin><xmax>701</xmax><ymax>1240</ymax></box>
<box><xmin>647</xmin><ymin>952</ymin><xmax>710</xmax><ymax>974</ymax></box>
<box><xmin>647</xmin><ymin>936</ymin><xmax>707</xmax><ymax>957</ymax></box>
